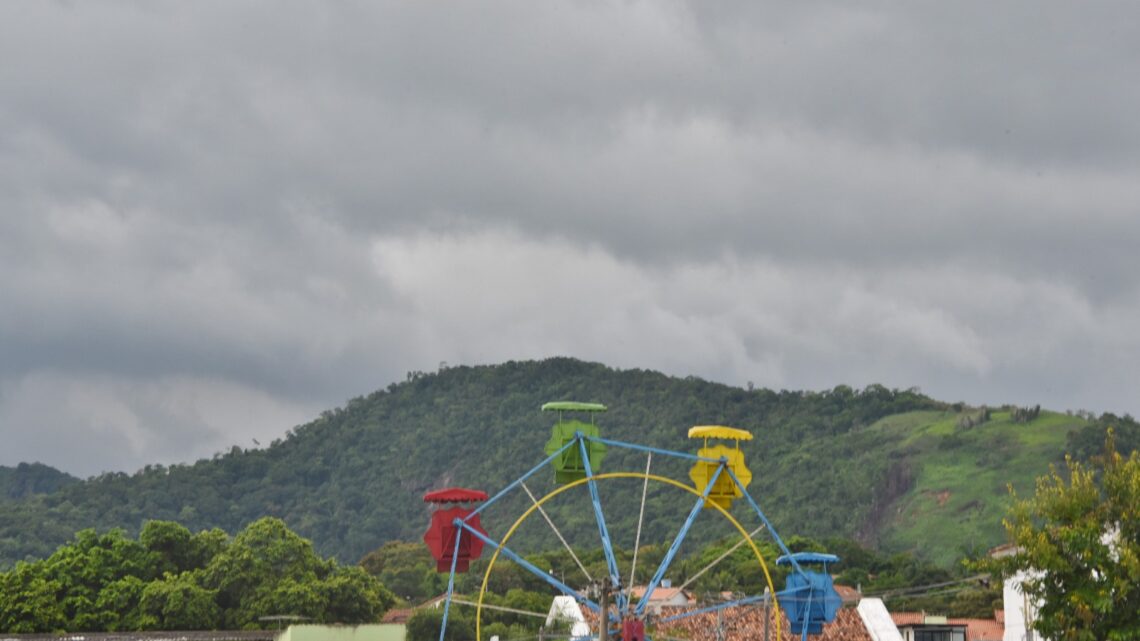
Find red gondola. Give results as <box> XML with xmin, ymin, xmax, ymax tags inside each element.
<box><xmin>422</xmin><ymin>487</ymin><xmax>489</xmax><ymax>573</ymax></box>
<box><xmin>621</xmin><ymin>618</ymin><xmax>645</xmax><ymax>641</ymax></box>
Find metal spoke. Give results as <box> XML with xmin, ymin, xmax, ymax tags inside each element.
<box><xmin>656</xmin><ymin>593</ymin><xmax>770</xmax><ymax>624</ymax></box>
<box><xmin>457</xmin><ymin>520</ymin><xmax>604</xmax><ymax>614</ymax></box>
<box><xmin>522</xmin><ymin>481</ymin><xmax>593</xmax><ymax>583</ymax></box>
<box><xmin>467</xmin><ymin>438</ymin><xmax>578</xmax><ymax>518</ymax></box>
<box><xmin>448</xmin><ymin>598</ymin><xmax>549</xmax><ymax>619</ymax></box>
<box><xmin>677</xmin><ymin>524</ymin><xmax>767</xmax><ymax>593</ymax></box>
<box><xmin>724</xmin><ymin>466</ymin><xmax>803</xmax><ymax>576</ymax></box>
<box><xmin>626</xmin><ymin>452</ymin><xmax>652</xmax><ymax>608</ymax></box>
<box><xmin>437</xmin><ymin>525</ymin><xmax>464</xmax><ymax>641</ymax></box>
<box><xmin>634</xmin><ymin>462</ymin><xmax>726</xmax><ymax>617</ymax></box>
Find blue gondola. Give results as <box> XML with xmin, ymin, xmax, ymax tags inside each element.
<box><xmin>776</xmin><ymin>552</ymin><xmax>842</xmax><ymax>636</ymax></box>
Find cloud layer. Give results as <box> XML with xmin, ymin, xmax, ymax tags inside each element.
<box><xmin>2</xmin><ymin>1</ymin><xmax>1138</xmax><ymax>475</ymax></box>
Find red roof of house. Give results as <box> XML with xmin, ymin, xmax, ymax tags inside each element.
<box><xmin>665</xmin><ymin>606</ymin><xmax>872</xmax><ymax>641</ymax></box>
<box><xmin>891</xmin><ymin>612</ymin><xmax>926</xmax><ymax>626</ymax></box>
<box><xmin>891</xmin><ymin>612</ymin><xmax>1004</xmax><ymax>641</ymax></box>
<box><xmin>629</xmin><ymin>586</ymin><xmax>695</xmax><ymax>603</ymax></box>
<box><xmin>586</xmin><ymin>605</ymin><xmax>872</xmax><ymax>641</ymax></box>
<box><xmin>381</xmin><ymin>608</ymin><xmax>413</xmax><ymax>623</ymax></box>
<box><xmin>950</xmin><ymin>618</ymin><xmax>1004</xmax><ymax>641</ymax></box>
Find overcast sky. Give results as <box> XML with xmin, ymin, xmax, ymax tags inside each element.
<box><xmin>2</xmin><ymin>1</ymin><xmax>1139</xmax><ymax>476</ymax></box>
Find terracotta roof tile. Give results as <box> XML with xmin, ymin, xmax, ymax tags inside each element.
<box><xmin>588</xmin><ymin>605</ymin><xmax>872</xmax><ymax>641</ymax></box>
<box><xmin>628</xmin><ymin>587</ymin><xmax>694</xmax><ymax>603</ymax></box>
<box><xmin>381</xmin><ymin>608</ymin><xmax>413</xmax><ymax>623</ymax></box>
<box><xmin>890</xmin><ymin>612</ymin><xmax>1004</xmax><ymax>641</ymax></box>
<box><xmin>948</xmin><ymin>618</ymin><xmax>1004</xmax><ymax>641</ymax></box>
<box><xmin>834</xmin><ymin>585</ymin><xmax>861</xmax><ymax>603</ymax></box>
<box><xmin>890</xmin><ymin>612</ymin><xmax>926</xmax><ymax>626</ymax></box>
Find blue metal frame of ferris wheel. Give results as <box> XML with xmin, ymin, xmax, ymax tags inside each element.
<box><xmin>436</xmin><ymin>433</ymin><xmax>808</xmax><ymax>641</ymax></box>
<box><xmin>579</xmin><ymin>436</ymin><xmax>626</xmax><ymax>613</ymax></box>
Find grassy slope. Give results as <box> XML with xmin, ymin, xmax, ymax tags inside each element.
<box><xmin>868</xmin><ymin>409</ymin><xmax>1087</xmax><ymax>566</ymax></box>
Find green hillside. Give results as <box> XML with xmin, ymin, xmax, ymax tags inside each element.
<box><xmin>855</xmin><ymin>409</ymin><xmax>1088</xmax><ymax>565</ymax></box>
<box><xmin>0</xmin><ymin>358</ymin><xmax>1123</xmax><ymax>570</ymax></box>
<box><xmin>0</xmin><ymin>463</ymin><xmax>79</xmax><ymax>501</ymax></box>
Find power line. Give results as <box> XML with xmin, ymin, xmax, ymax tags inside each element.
<box><xmin>862</xmin><ymin>573</ymin><xmax>990</xmax><ymax>600</ymax></box>
<box><xmin>449</xmin><ymin>598</ymin><xmax>550</xmax><ymax>619</ymax></box>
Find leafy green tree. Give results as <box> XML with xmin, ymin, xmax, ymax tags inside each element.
<box><xmin>141</xmin><ymin>521</ymin><xmax>198</xmax><ymax>575</ymax></box>
<box><xmin>0</xmin><ymin>528</ymin><xmax>157</xmax><ymax>632</ymax></box>
<box><xmin>139</xmin><ymin>571</ymin><xmax>222</xmax><ymax>629</ymax></box>
<box><xmin>0</xmin><ymin>517</ymin><xmax>391</xmax><ymax>632</ymax></box>
<box><xmin>203</xmin><ymin>517</ymin><xmax>329</xmax><ymax>627</ymax></box>
<box><xmin>1066</xmin><ymin>413</ymin><xmax>1140</xmax><ymax>462</ymax></box>
<box><xmin>321</xmin><ymin>566</ymin><xmax>395</xmax><ymax>623</ymax></box>
<box><xmin>203</xmin><ymin>517</ymin><xmax>392</xmax><ymax>628</ymax></box>
<box><xmin>360</xmin><ymin>540</ymin><xmax>441</xmax><ymax>602</ymax></box>
<box><xmin>0</xmin><ymin>567</ymin><xmax>67</xmax><ymax>632</ymax></box>
<box><xmin>95</xmin><ymin>575</ymin><xmax>150</xmax><ymax>630</ymax></box>
<box><xmin>996</xmin><ymin>430</ymin><xmax>1140</xmax><ymax>640</ymax></box>
<box><xmin>406</xmin><ymin>607</ymin><xmax>474</xmax><ymax>641</ymax></box>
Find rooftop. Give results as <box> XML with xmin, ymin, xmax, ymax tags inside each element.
<box><xmin>891</xmin><ymin>612</ymin><xmax>1004</xmax><ymax>641</ymax></box>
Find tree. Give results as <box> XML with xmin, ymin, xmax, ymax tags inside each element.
<box><xmin>140</xmin><ymin>521</ymin><xmax>198</xmax><ymax>575</ymax></box>
<box><xmin>320</xmin><ymin>566</ymin><xmax>396</xmax><ymax>623</ymax></box>
<box><xmin>0</xmin><ymin>528</ymin><xmax>159</xmax><ymax>632</ymax></box>
<box><xmin>996</xmin><ymin>430</ymin><xmax>1140</xmax><ymax>640</ymax></box>
<box><xmin>202</xmin><ymin>517</ymin><xmax>392</xmax><ymax>628</ymax></box>
<box><xmin>0</xmin><ymin>517</ymin><xmax>390</xmax><ymax>632</ymax></box>
<box><xmin>138</xmin><ymin>571</ymin><xmax>222</xmax><ymax>630</ymax></box>
<box><xmin>406</xmin><ymin>607</ymin><xmax>473</xmax><ymax>641</ymax></box>
<box><xmin>360</xmin><ymin>540</ymin><xmax>441</xmax><ymax>602</ymax></box>
<box><xmin>0</xmin><ymin>566</ymin><xmax>67</xmax><ymax>632</ymax></box>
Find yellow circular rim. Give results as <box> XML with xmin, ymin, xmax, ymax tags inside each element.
<box><xmin>474</xmin><ymin>471</ymin><xmax>781</xmax><ymax>641</ymax></box>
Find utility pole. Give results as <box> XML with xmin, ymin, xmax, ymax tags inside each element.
<box><xmin>599</xmin><ymin>583</ymin><xmax>610</xmax><ymax>641</ymax></box>
<box><xmin>764</xmin><ymin>587</ymin><xmax>770</xmax><ymax>641</ymax></box>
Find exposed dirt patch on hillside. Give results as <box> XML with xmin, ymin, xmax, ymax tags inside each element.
<box><xmin>857</xmin><ymin>459</ymin><xmax>914</xmax><ymax>546</ymax></box>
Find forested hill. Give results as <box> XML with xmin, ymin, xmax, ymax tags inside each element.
<box><xmin>0</xmin><ymin>358</ymin><xmax>1129</xmax><ymax>569</ymax></box>
<box><xmin>0</xmin><ymin>463</ymin><xmax>78</xmax><ymax>500</ymax></box>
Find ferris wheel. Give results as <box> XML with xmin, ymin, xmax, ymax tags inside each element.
<box><xmin>422</xmin><ymin>402</ymin><xmax>841</xmax><ymax>641</ymax></box>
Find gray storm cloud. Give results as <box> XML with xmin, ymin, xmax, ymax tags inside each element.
<box><xmin>1</xmin><ymin>0</ymin><xmax>1138</xmax><ymax>475</ymax></box>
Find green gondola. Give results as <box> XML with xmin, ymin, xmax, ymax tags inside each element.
<box><xmin>542</xmin><ymin>401</ymin><xmax>608</xmax><ymax>484</ymax></box>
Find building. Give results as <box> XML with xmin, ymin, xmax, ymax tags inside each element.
<box><xmin>275</xmin><ymin>625</ymin><xmax>404</xmax><ymax>641</ymax></box>
<box><xmin>989</xmin><ymin>543</ymin><xmax>1047</xmax><ymax>641</ymax></box>
<box><xmin>627</xmin><ymin>584</ymin><xmax>696</xmax><ymax>614</ymax></box>
<box><xmin>891</xmin><ymin>613</ymin><xmax>1003</xmax><ymax>641</ymax></box>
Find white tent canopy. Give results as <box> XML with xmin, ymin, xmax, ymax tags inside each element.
<box><xmin>546</xmin><ymin>596</ymin><xmax>592</xmax><ymax>639</ymax></box>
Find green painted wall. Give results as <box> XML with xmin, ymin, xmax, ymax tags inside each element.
<box><xmin>277</xmin><ymin>624</ymin><xmax>405</xmax><ymax>641</ymax></box>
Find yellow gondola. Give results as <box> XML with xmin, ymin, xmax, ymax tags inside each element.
<box><xmin>688</xmin><ymin>425</ymin><xmax>753</xmax><ymax>509</ymax></box>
